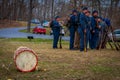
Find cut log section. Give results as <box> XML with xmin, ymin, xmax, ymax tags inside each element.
<box><xmin>14</xmin><ymin>47</ymin><xmax>38</xmax><ymax>72</ymax></box>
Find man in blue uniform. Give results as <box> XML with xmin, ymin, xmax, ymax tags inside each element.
<box><xmin>95</xmin><ymin>17</ymin><xmax>107</xmax><ymax>49</ymax></box>
<box><xmin>69</xmin><ymin>10</ymin><xmax>78</xmax><ymax>50</ymax></box>
<box><xmin>90</xmin><ymin>10</ymin><xmax>99</xmax><ymax>49</ymax></box>
<box><xmin>78</xmin><ymin>7</ymin><xmax>89</xmax><ymax>51</ymax></box>
<box><xmin>52</xmin><ymin>16</ymin><xmax>61</xmax><ymax>49</ymax></box>
<box><xmin>85</xmin><ymin>10</ymin><xmax>92</xmax><ymax>49</ymax></box>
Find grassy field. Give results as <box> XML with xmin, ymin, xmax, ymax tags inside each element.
<box><xmin>0</xmin><ymin>38</ymin><xmax>120</xmax><ymax>80</ymax></box>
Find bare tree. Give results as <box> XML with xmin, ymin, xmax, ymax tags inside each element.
<box><xmin>51</xmin><ymin>0</ymin><xmax>54</xmax><ymax>19</ymax></box>
<box><xmin>27</xmin><ymin>0</ymin><xmax>33</xmax><ymax>32</ymax></box>
<box><xmin>0</xmin><ymin>0</ymin><xmax>120</xmax><ymax>28</ymax></box>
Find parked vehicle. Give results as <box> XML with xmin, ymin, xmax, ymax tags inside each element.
<box><xmin>31</xmin><ymin>19</ymin><xmax>40</xmax><ymax>24</ymax></box>
<box><xmin>108</xmin><ymin>29</ymin><xmax>120</xmax><ymax>41</ymax></box>
<box><xmin>42</xmin><ymin>21</ymin><xmax>50</xmax><ymax>27</ymax></box>
<box><xmin>33</xmin><ymin>26</ymin><xmax>46</xmax><ymax>34</ymax></box>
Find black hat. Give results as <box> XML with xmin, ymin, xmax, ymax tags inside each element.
<box><xmin>72</xmin><ymin>9</ymin><xmax>77</xmax><ymax>13</ymax></box>
<box><xmin>82</xmin><ymin>7</ymin><xmax>88</xmax><ymax>10</ymax></box>
<box><xmin>92</xmin><ymin>10</ymin><xmax>98</xmax><ymax>15</ymax></box>
<box><xmin>55</xmin><ymin>16</ymin><xmax>60</xmax><ymax>19</ymax></box>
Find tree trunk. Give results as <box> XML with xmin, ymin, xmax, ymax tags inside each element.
<box><xmin>51</xmin><ymin>0</ymin><xmax>54</xmax><ymax>19</ymax></box>
<box><xmin>27</xmin><ymin>0</ymin><xmax>33</xmax><ymax>32</ymax></box>
<box><xmin>97</xmin><ymin>0</ymin><xmax>101</xmax><ymax>16</ymax></box>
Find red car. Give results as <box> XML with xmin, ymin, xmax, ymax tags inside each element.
<box><xmin>33</xmin><ymin>26</ymin><xmax>46</xmax><ymax>34</ymax></box>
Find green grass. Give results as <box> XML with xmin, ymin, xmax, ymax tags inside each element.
<box><xmin>89</xmin><ymin>65</ymin><xmax>113</xmax><ymax>73</ymax></box>
<box><xmin>19</xmin><ymin>29</ymin><xmax>33</xmax><ymax>33</ymax></box>
<box><xmin>0</xmin><ymin>38</ymin><xmax>69</xmax><ymax>45</ymax></box>
<box><xmin>88</xmin><ymin>65</ymin><xmax>120</xmax><ymax>80</ymax></box>
<box><xmin>0</xmin><ymin>38</ymin><xmax>120</xmax><ymax>80</ymax></box>
<box><xmin>8</xmin><ymin>38</ymin><xmax>52</xmax><ymax>42</ymax></box>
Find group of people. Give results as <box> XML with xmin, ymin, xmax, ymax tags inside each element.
<box><xmin>50</xmin><ymin>7</ymin><xmax>111</xmax><ymax>51</ymax></box>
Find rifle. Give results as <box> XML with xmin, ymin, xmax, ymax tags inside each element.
<box><xmin>101</xmin><ymin>26</ymin><xmax>114</xmax><ymax>50</ymax></box>
<box><xmin>101</xmin><ymin>28</ymin><xmax>108</xmax><ymax>49</ymax></box>
<box><xmin>59</xmin><ymin>26</ymin><xmax>62</xmax><ymax>49</ymax></box>
<box><xmin>59</xmin><ymin>34</ymin><xmax>62</xmax><ymax>49</ymax></box>
<box><xmin>84</xmin><ymin>29</ymin><xmax>87</xmax><ymax>52</ymax></box>
<box><xmin>101</xmin><ymin>24</ymin><xmax>112</xmax><ymax>49</ymax></box>
<box><xmin>98</xmin><ymin>29</ymin><xmax>104</xmax><ymax>50</ymax></box>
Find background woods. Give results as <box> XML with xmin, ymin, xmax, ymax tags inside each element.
<box><xmin>0</xmin><ymin>0</ymin><xmax>120</xmax><ymax>29</ymax></box>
